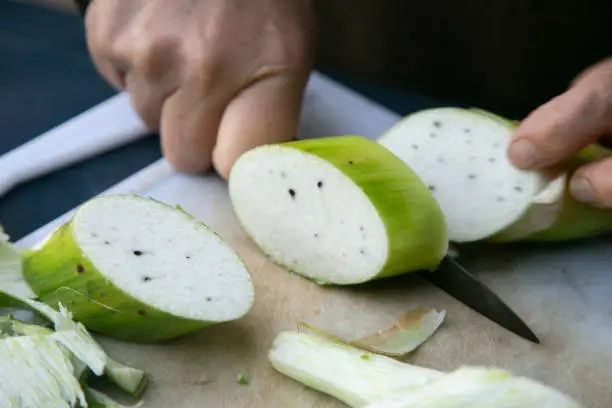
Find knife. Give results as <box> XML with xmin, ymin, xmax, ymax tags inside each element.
<box><xmin>419</xmin><ymin>253</ymin><xmax>540</xmax><ymax>344</ymax></box>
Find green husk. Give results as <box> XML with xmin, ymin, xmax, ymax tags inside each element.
<box><xmin>268</xmin><ymin>330</ymin><xmax>584</xmax><ymax>408</ymax></box>
<box><xmin>0</xmin><ymin>289</ymin><xmax>148</xmax><ymax>398</ymax></box>
<box><xmin>20</xmin><ymin>195</ymin><xmax>252</xmax><ymax>343</ymax></box>
<box><xmin>229</xmin><ymin>136</ymin><xmax>448</xmax><ymax>285</ymax></box>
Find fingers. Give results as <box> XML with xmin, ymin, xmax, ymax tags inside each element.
<box><xmin>508</xmin><ymin>60</ymin><xmax>612</xmax><ymax>170</ymax></box>
<box><xmin>570</xmin><ymin>157</ymin><xmax>612</xmax><ymax>208</ymax></box>
<box><xmin>159</xmin><ymin>86</ymin><xmax>230</xmax><ymax>173</ymax></box>
<box><xmin>212</xmin><ymin>74</ymin><xmax>308</xmax><ymax>179</ymax></box>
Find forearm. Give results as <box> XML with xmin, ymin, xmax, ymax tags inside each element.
<box><xmin>20</xmin><ymin>0</ymin><xmax>77</xmax><ymax>12</ymax></box>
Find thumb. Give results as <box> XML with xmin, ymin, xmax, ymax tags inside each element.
<box><xmin>508</xmin><ymin>58</ymin><xmax>612</xmax><ymax>170</ymax></box>
<box><xmin>212</xmin><ymin>74</ymin><xmax>308</xmax><ymax>179</ymax></box>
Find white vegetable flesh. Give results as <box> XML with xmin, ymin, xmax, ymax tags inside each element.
<box><xmin>268</xmin><ymin>330</ymin><xmax>442</xmax><ymax>407</ymax></box>
<box><xmin>229</xmin><ymin>146</ymin><xmax>388</xmax><ymax>284</ymax></box>
<box><xmin>72</xmin><ymin>195</ymin><xmax>254</xmax><ymax>322</ymax></box>
<box><xmin>268</xmin><ymin>330</ymin><xmax>585</xmax><ymax>408</ymax></box>
<box><xmin>365</xmin><ymin>367</ymin><xmax>583</xmax><ymax>408</ymax></box>
<box><xmin>378</xmin><ymin>108</ymin><xmax>553</xmax><ymax>242</ymax></box>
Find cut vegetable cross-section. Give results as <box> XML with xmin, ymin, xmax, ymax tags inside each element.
<box><xmin>378</xmin><ymin>108</ymin><xmax>565</xmax><ymax>243</ymax></box>
<box><xmin>228</xmin><ymin>136</ymin><xmax>448</xmax><ymax>285</ymax></box>
<box><xmin>22</xmin><ymin>194</ymin><xmax>255</xmax><ymax>342</ymax></box>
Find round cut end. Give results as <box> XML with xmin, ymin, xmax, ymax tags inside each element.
<box><xmin>379</xmin><ymin>108</ymin><xmax>548</xmax><ymax>242</ymax></box>
<box><xmin>229</xmin><ymin>145</ymin><xmax>389</xmax><ymax>284</ymax></box>
<box><xmin>71</xmin><ymin>195</ymin><xmax>254</xmax><ymax>322</ymax></box>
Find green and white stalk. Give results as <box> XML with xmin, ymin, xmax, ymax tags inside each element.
<box><xmin>268</xmin><ymin>330</ymin><xmax>584</xmax><ymax>408</ymax></box>
<box><xmin>363</xmin><ymin>366</ymin><xmax>583</xmax><ymax>408</ymax></box>
<box><xmin>21</xmin><ymin>194</ymin><xmax>255</xmax><ymax>342</ymax></box>
<box><xmin>377</xmin><ymin>107</ymin><xmax>612</xmax><ymax>243</ymax></box>
<box><xmin>228</xmin><ymin>136</ymin><xmax>448</xmax><ymax>285</ymax></box>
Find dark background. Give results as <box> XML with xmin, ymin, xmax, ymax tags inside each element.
<box><xmin>0</xmin><ymin>1</ymin><xmax>443</xmax><ymax>241</ymax></box>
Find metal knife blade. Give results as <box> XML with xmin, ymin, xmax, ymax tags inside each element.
<box><xmin>419</xmin><ymin>256</ymin><xmax>540</xmax><ymax>344</ymax></box>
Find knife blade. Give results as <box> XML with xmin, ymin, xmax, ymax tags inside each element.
<box><xmin>419</xmin><ymin>255</ymin><xmax>540</xmax><ymax>344</ymax></box>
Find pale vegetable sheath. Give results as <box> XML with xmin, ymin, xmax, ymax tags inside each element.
<box><xmin>228</xmin><ymin>136</ymin><xmax>448</xmax><ymax>285</ymax></box>
<box><xmin>21</xmin><ymin>195</ymin><xmax>255</xmax><ymax>342</ymax></box>
<box><xmin>268</xmin><ymin>330</ymin><xmax>585</xmax><ymax>408</ymax></box>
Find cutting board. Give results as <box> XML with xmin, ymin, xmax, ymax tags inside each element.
<box><xmin>16</xmin><ymin>73</ymin><xmax>612</xmax><ymax>408</ymax></box>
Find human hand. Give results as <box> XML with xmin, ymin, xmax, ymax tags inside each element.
<box><xmin>508</xmin><ymin>57</ymin><xmax>612</xmax><ymax>208</ymax></box>
<box><xmin>84</xmin><ymin>0</ymin><xmax>317</xmax><ymax>179</ymax></box>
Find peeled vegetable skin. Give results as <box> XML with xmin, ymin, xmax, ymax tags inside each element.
<box><xmin>229</xmin><ymin>136</ymin><xmax>448</xmax><ymax>285</ymax></box>
<box><xmin>268</xmin><ymin>330</ymin><xmax>585</xmax><ymax>408</ymax></box>
<box><xmin>22</xmin><ymin>195</ymin><xmax>255</xmax><ymax>342</ymax></box>
<box><xmin>378</xmin><ymin>108</ymin><xmax>558</xmax><ymax>243</ymax></box>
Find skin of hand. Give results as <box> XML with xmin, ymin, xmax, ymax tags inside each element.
<box><xmin>84</xmin><ymin>0</ymin><xmax>317</xmax><ymax>179</ymax></box>
<box><xmin>508</xmin><ymin>57</ymin><xmax>612</xmax><ymax>208</ymax></box>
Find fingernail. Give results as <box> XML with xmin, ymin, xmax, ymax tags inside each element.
<box><xmin>508</xmin><ymin>139</ymin><xmax>539</xmax><ymax>168</ymax></box>
<box><xmin>570</xmin><ymin>176</ymin><xmax>598</xmax><ymax>205</ymax></box>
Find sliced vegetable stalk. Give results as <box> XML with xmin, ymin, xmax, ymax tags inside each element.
<box><xmin>229</xmin><ymin>136</ymin><xmax>448</xmax><ymax>285</ymax></box>
<box><xmin>268</xmin><ymin>330</ymin><xmax>585</xmax><ymax>408</ymax></box>
<box><xmin>21</xmin><ymin>194</ymin><xmax>255</xmax><ymax>342</ymax></box>
<box><xmin>377</xmin><ymin>107</ymin><xmax>612</xmax><ymax>243</ymax></box>
<box><xmin>363</xmin><ymin>366</ymin><xmax>583</xmax><ymax>408</ymax></box>
<box><xmin>268</xmin><ymin>330</ymin><xmax>443</xmax><ymax>407</ymax></box>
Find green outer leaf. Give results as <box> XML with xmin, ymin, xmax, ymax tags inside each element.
<box><xmin>21</xmin><ymin>213</ymin><xmax>221</xmax><ymax>343</ymax></box>
<box><xmin>237</xmin><ymin>136</ymin><xmax>448</xmax><ymax>284</ymax></box>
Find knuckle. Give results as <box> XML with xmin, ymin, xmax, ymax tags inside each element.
<box><xmin>131</xmin><ymin>34</ymin><xmax>181</xmax><ymax>81</ymax></box>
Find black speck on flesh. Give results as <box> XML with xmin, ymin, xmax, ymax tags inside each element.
<box><xmin>137</xmin><ymin>310</ymin><xmax>146</xmax><ymax>316</ymax></box>
<box><xmin>412</xmin><ymin>144</ymin><xmax>419</xmax><ymax>150</ymax></box>
<box><xmin>430</xmin><ymin>133</ymin><xmax>437</xmax><ymax>138</ymax></box>
<box><xmin>433</xmin><ymin>120</ymin><xmax>442</xmax><ymax>128</ymax></box>
<box><xmin>280</xmin><ymin>171</ymin><xmax>287</xmax><ymax>178</ymax></box>
<box><xmin>186</xmin><ymin>255</ymin><xmax>191</xmax><ymax>259</ymax></box>
<box><xmin>317</xmin><ymin>181</ymin><xmax>323</xmax><ymax>188</ymax></box>
<box><xmin>104</xmin><ymin>241</ymin><xmax>110</xmax><ymax>245</ymax></box>
<box><xmin>496</xmin><ymin>196</ymin><xmax>506</xmax><ymax>202</ymax></box>
<box><xmin>206</xmin><ymin>297</ymin><xmax>212</xmax><ymax>302</ymax></box>
<box><xmin>142</xmin><ymin>276</ymin><xmax>152</xmax><ymax>282</ymax></box>
<box><xmin>360</xmin><ymin>249</ymin><xmax>365</xmax><ymax>255</ymax></box>
<box><xmin>348</xmin><ymin>160</ymin><xmax>354</xmax><ymax>165</ymax></box>
<box><xmin>133</xmin><ymin>250</ymin><xmax>143</xmax><ymax>256</ymax></box>
<box><xmin>437</xmin><ymin>157</ymin><xmax>445</xmax><ymax>164</ymax></box>
<box><xmin>428</xmin><ymin>185</ymin><xmax>436</xmax><ymax>191</ymax></box>
<box><xmin>288</xmin><ymin>189</ymin><xmax>296</xmax><ymax>199</ymax></box>
<box><xmin>359</xmin><ymin>226</ymin><xmax>364</xmax><ymax>232</ymax></box>
<box><xmin>91</xmin><ymin>233</ymin><xmax>97</xmax><ymax>238</ymax></box>
<box><xmin>314</xmin><ymin>233</ymin><xmax>319</xmax><ymax>238</ymax></box>
<box><xmin>464</xmin><ymin>128</ymin><xmax>471</xmax><ymax>133</ymax></box>
<box><xmin>76</xmin><ymin>264</ymin><xmax>85</xmax><ymax>274</ymax></box>
<box><xmin>514</xmin><ymin>186</ymin><xmax>523</xmax><ymax>192</ymax></box>
<box><xmin>468</xmin><ymin>174</ymin><xmax>477</xmax><ymax>180</ymax></box>
<box><xmin>488</xmin><ymin>157</ymin><xmax>496</xmax><ymax>163</ymax></box>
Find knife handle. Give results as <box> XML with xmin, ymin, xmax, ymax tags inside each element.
<box><xmin>0</xmin><ymin>92</ymin><xmax>150</xmax><ymax>198</ymax></box>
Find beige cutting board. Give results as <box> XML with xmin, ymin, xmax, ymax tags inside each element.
<box><xmin>17</xmin><ymin>73</ymin><xmax>612</xmax><ymax>408</ymax></box>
